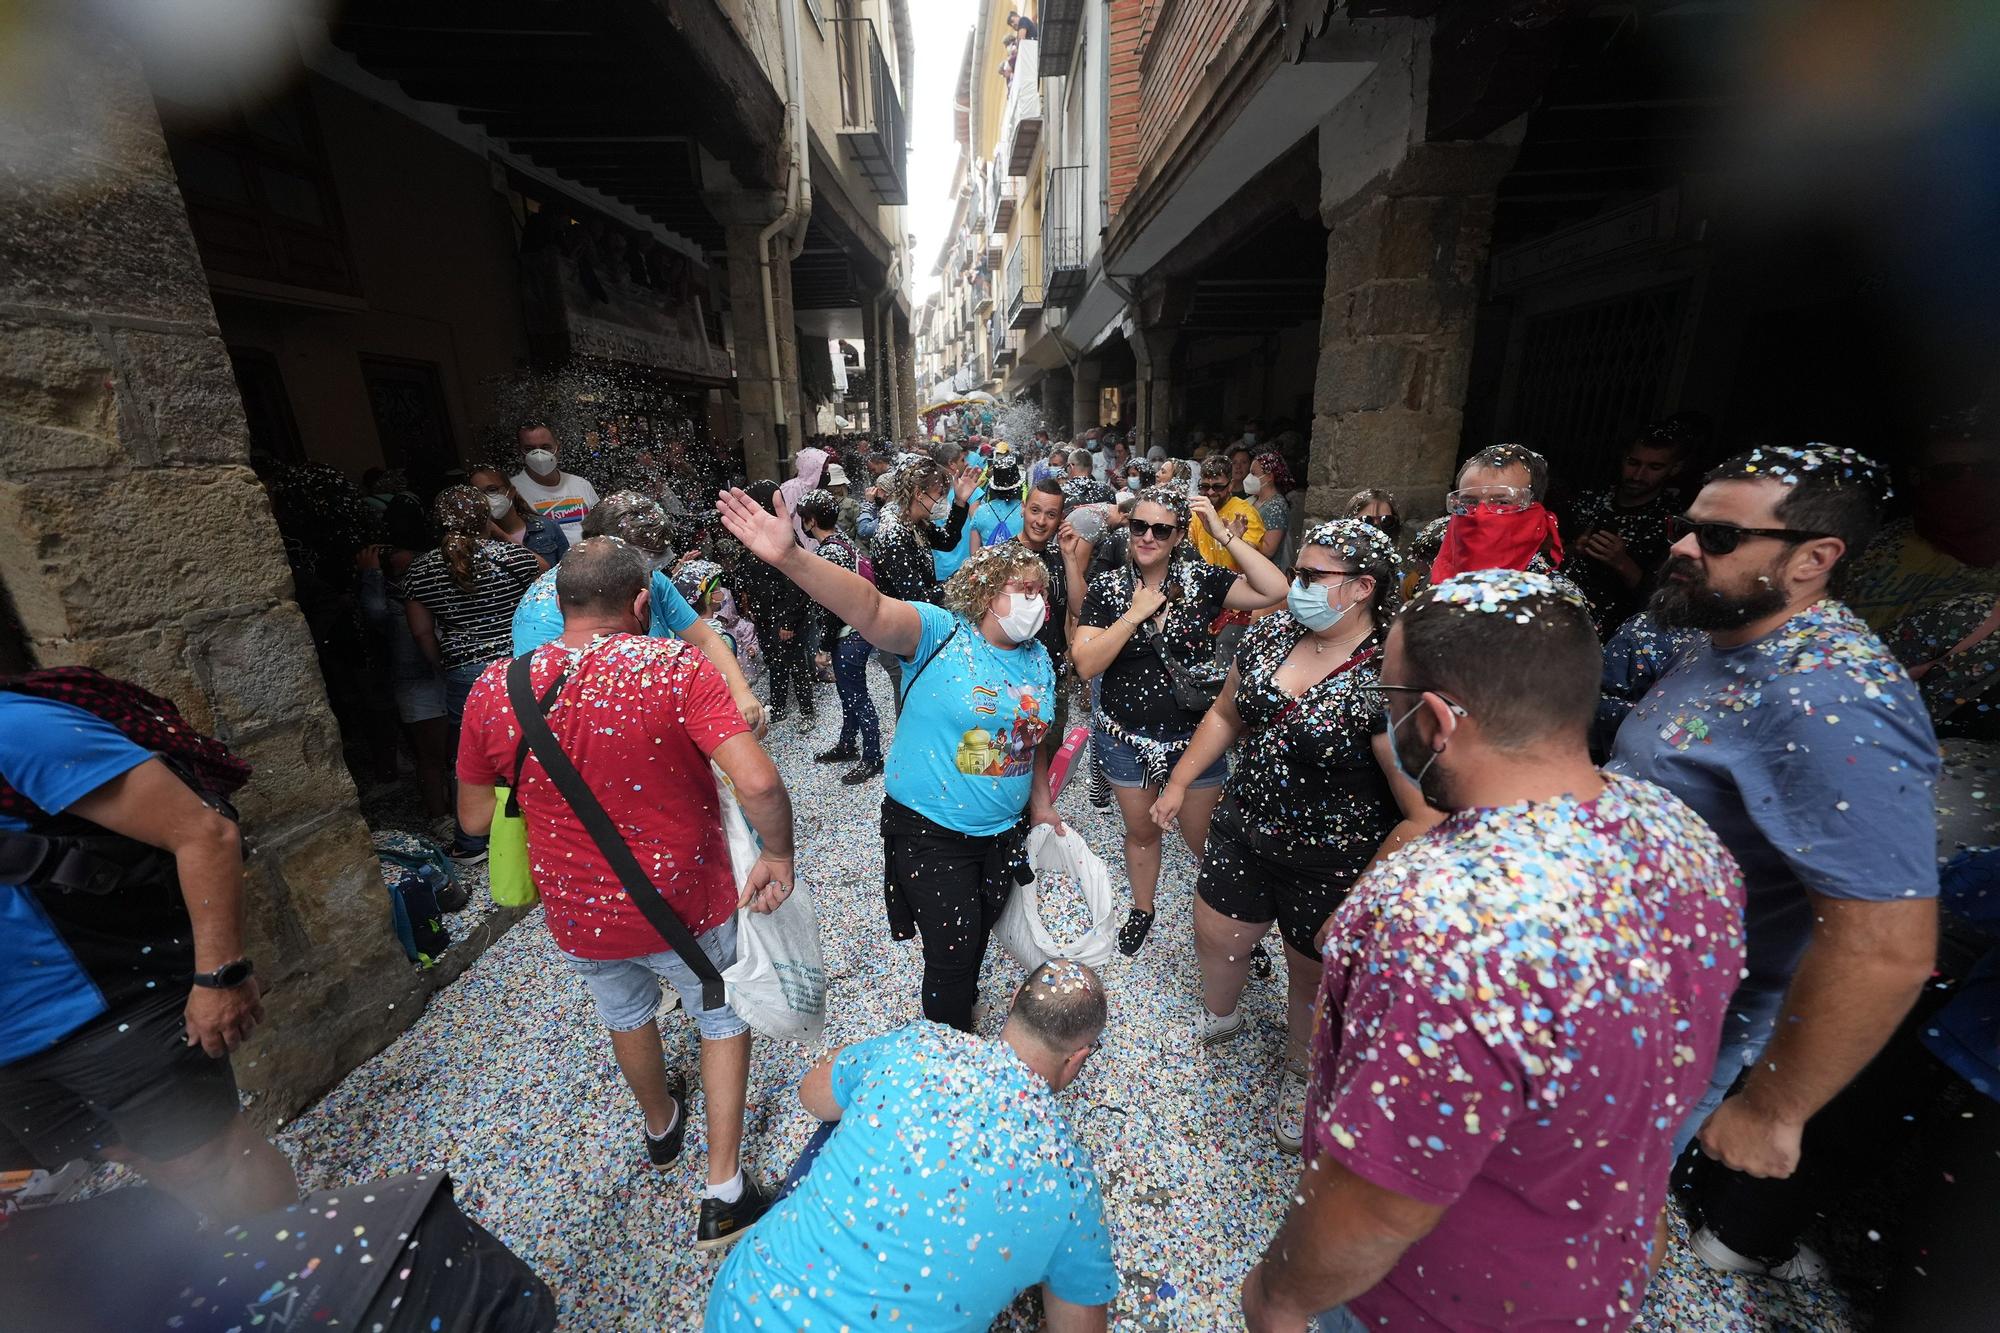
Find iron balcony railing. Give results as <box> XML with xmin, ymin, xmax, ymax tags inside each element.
<box><xmin>989</xmin><ymin>175</ymin><xmax>1019</xmax><ymax>232</ymax></box>
<box><xmin>1006</xmin><ymin>235</ymin><xmax>1043</xmax><ymax>329</ymax></box>
<box><xmin>991</xmin><ymin>310</ymin><xmax>1013</xmax><ymax>372</ymax></box>
<box><xmin>1044</xmin><ymin>164</ymin><xmax>1088</xmax><ymax>305</ymax></box>
<box><xmin>832</xmin><ymin>18</ymin><xmax>907</xmax><ymax>204</ymax></box>
<box><xmin>1038</xmin><ymin>0</ymin><xmax>1084</xmax><ymax>69</ymax></box>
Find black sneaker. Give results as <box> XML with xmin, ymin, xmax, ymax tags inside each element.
<box><xmin>696</xmin><ymin>1175</ymin><xmax>773</xmax><ymax>1253</ymax></box>
<box><xmin>765</xmin><ymin>704</ymin><xmax>790</xmax><ymax>723</ymax></box>
<box><xmin>644</xmin><ymin>1074</ymin><xmax>688</xmax><ymax>1167</ymax></box>
<box><xmin>815</xmin><ymin>744</ymin><xmax>859</xmax><ymax>764</ymax></box>
<box><xmin>1117</xmin><ymin>908</ymin><xmax>1154</xmax><ymax>957</ymax></box>
<box><xmin>841</xmin><ymin>760</ymin><xmax>884</xmax><ymax>786</ymax></box>
<box><xmin>1249</xmin><ymin>942</ymin><xmax>1274</xmax><ymax>980</ymax></box>
<box><xmin>446</xmin><ymin>842</ymin><xmax>488</xmax><ymax>867</ymax></box>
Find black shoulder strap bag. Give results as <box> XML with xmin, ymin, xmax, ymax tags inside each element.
<box><xmin>505</xmin><ymin>653</ymin><xmax>728</xmax><ymax>1013</ymax></box>
<box><xmin>898</xmin><ymin>623</ymin><xmax>962</xmax><ymax>706</ymax></box>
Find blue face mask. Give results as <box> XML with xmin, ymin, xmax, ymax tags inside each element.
<box><xmin>1286</xmin><ymin>576</ymin><xmax>1353</xmax><ymax>633</ymax></box>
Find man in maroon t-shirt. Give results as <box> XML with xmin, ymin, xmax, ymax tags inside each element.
<box><xmin>457</xmin><ymin>538</ymin><xmax>797</xmax><ymax>1253</ymax></box>
<box><xmin>1242</xmin><ymin>570</ymin><xmax>1744</xmax><ymax>1332</ymax></box>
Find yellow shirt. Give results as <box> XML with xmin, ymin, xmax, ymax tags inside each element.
<box><xmin>1192</xmin><ymin>497</ymin><xmax>1265</xmax><ymax>571</ymax></box>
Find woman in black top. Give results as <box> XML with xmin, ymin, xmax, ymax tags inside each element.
<box><xmin>869</xmin><ymin>459</ymin><xmax>976</xmax><ymax>605</ymax></box>
<box><xmin>1152</xmin><ymin>519</ymin><xmax>1436</xmax><ymax>1151</ymax></box>
<box><xmin>1073</xmin><ymin>486</ymin><xmax>1288</xmax><ymax>955</ymax></box>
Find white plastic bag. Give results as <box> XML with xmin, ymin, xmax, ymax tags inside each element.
<box><xmin>993</xmin><ymin>824</ymin><xmax>1120</xmax><ymax>973</ymax></box>
<box><xmin>715</xmin><ymin>768</ymin><xmax>827</xmax><ymax>1045</ymax></box>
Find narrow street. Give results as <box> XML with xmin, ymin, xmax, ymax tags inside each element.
<box><xmin>277</xmin><ymin>669</ymin><xmax>1876</xmax><ymax>1332</ymax></box>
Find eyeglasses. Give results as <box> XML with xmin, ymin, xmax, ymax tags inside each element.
<box><xmin>1199</xmin><ymin>481</ymin><xmax>1231</xmax><ymax>493</ymax></box>
<box><xmin>1291</xmin><ymin>566</ymin><xmax>1357</xmax><ymax>587</ymax></box>
<box><xmin>1445</xmin><ymin>485</ymin><xmax>1530</xmax><ymax>515</ymax></box>
<box><xmin>1127</xmin><ymin>519</ymin><xmax>1180</xmax><ymax>541</ymax></box>
<box><xmin>1665</xmin><ymin>514</ymin><xmax>1832</xmax><ymax>556</ymax></box>
<box><xmin>1370</xmin><ymin>683</ymin><xmax>1470</xmax><ymax>716</ymax></box>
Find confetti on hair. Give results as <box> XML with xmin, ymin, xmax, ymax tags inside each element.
<box><xmin>1301</xmin><ymin>518</ymin><xmax>1403</xmax><ymax>570</ymax></box>
<box><xmin>1418</xmin><ymin>567</ymin><xmax>1590</xmax><ymax>622</ymax></box>
<box><xmin>1714</xmin><ymin>444</ymin><xmax>1893</xmax><ymax>499</ymax></box>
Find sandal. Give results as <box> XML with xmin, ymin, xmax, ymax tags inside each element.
<box><xmin>1117</xmin><ymin>907</ymin><xmax>1155</xmax><ymax>957</ymax></box>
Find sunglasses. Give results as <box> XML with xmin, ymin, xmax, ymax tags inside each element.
<box><xmin>1291</xmin><ymin>567</ymin><xmax>1357</xmax><ymax>587</ymax></box>
<box><xmin>1127</xmin><ymin>519</ymin><xmax>1180</xmax><ymax>541</ymax></box>
<box><xmin>1371</xmin><ymin>683</ymin><xmax>1470</xmax><ymax>716</ymax></box>
<box><xmin>1665</xmin><ymin>514</ymin><xmax>1831</xmax><ymax>556</ymax></box>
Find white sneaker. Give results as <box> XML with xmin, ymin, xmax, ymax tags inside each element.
<box><xmin>1688</xmin><ymin>1226</ymin><xmax>1830</xmax><ymax>1284</ymax></box>
<box><xmin>1194</xmin><ymin>1006</ymin><xmax>1246</xmax><ymax>1047</ymax></box>
<box><xmin>1274</xmin><ymin>1064</ymin><xmax>1308</xmax><ymax>1154</ymax></box>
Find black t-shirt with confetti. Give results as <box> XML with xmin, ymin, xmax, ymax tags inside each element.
<box><xmin>1080</xmin><ymin>560</ymin><xmax>1238</xmax><ymax>734</ymax></box>
<box><xmin>1225</xmin><ymin>612</ymin><xmax>1397</xmax><ymax>856</ymax></box>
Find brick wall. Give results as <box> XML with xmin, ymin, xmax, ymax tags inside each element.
<box><xmin>1133</xmin><ymin>0</ymin><xmax>1257</xmax><ymax>172</ymax></box>
<box><xmin>1106</xmin><ymin>0</ymin><xmax>1145</xmax><ymax>220</ymax></box>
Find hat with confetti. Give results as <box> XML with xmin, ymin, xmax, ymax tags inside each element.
<box><xmin>670</xmin><ymin>558</ymin><xmax>723</xmax><ymax>607</ymax></box>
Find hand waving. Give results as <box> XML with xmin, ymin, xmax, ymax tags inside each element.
<box><xmin>952</xmin><ymin>467</ymin><xmax>979</xmax><ymax>505</ymax></box>
<box><xmin>717</xmin><ymin>487</ymin><xmax>799</xmax><ymax>567</ymax></box>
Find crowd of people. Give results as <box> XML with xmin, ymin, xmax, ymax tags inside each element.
<box><xmin>4</xmin><ymin>403</ymin><xmax>1997</xmax><ymax>1332</ymax></box>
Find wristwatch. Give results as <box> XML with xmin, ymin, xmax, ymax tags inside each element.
<box><xmin>191</xmin><ymin>958</ymin><xmax>255</xmax><ymax>989</ymax></box>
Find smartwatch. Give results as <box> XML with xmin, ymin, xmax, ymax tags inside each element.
<box><xmin>191</xmin><ymin>958</ymin><xmax>255</xmax><ymax>989</ymax></box>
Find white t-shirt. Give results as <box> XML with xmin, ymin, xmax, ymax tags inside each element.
<box><xmin>509</xmin><ymin>471</ymin><xmax>600</xmax><ymax>547</ymax></box>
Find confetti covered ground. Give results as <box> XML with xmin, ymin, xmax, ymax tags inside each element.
<box><xmin>267</xmin><ymin>667</ymin><xmax>1988</xmax><ymax>1331</ymax></box>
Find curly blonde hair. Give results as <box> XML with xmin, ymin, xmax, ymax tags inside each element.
<box><xmin>941</xmin><ymin>542</ymin><xmax>1049</xmax><ymax>623</ymax></box>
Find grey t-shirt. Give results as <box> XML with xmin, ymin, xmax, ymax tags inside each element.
<box><xmin>1607</xmin><ymin>600</ymin><xmax>1940</xmax><ymax>1014</ymax></box>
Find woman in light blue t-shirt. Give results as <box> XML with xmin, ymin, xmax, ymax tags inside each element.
<box><xmin>717</xmin><ymin>486</ymin><xmax>1065</xmax><ymax>1031</ymax></box>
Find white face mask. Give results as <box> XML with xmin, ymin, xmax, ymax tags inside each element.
<box><xmin>1242</xmin><ymin>474</ymin><xmax>1263</xmax><ymax>497</ymax></box>
<box><xmin>485</xmin><ymin>492</ymin><xmax>514</xmax><ymax>520</ymax></box>
<box><xmin>996</xmin><ymin>591</ymin><xmax>1047</xmax><ymax>644</ymax></box>
<box><xmin>523</xmin><ymin>449</ymin><xmax>558</xmax><ymax>475</ymax></box>
<box><xmin>1242</xmin><ymin>432</ymin><xmax>1258</xmax><ymax>446</ymax></box>
<box><xmin>930</xmin><ymin>496</ymin><xmax>953</xmax><ymax>525</ymax></box>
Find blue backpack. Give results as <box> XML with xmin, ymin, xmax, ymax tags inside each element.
<box><xmin>372</xmin><ymin>831</ymin><xmax>464</xmax><ymax>966</ymax></box>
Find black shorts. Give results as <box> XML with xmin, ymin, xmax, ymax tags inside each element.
<box><xmin>1196</xmin><ymin>809</ymin><xmax>1369</xmax><ymax>957</ymax></box>
<box><xmin>0</xmin><ymin>989</ymin><xmax>240</xmax><ymax>1166</ymax></box>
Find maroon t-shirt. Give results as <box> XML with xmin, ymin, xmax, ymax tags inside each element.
<box><xmin>1310</xmin><ymin>774</ymin><xmax>1745</xmax><ymax>1330</ymax></box>
<box><xmin>457</xmin><ymin>633</ymin><xmax>748</xmax><ymax>960</ymax></box>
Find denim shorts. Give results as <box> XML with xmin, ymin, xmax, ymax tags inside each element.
<box><xmin>392</xmin><ymin>674</ymin><xmax>446</xmax><ymax>724</ymax></box>
<box><xmin>564</xmin><ymin>918</ymin><xmax>747</xmax><ymax>1040</ymax></box>
<box><xmin>1094</xmin><ymin>726</ymin><xmax>1228</xmax><ymax>790</ymax></box>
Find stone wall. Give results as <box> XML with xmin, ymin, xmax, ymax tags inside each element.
<box><xmin>0</xmin><ymin>35</ymin><xmax>455</xmax><ymax>1121</ymax></box>
<box><xmin>1306</xmin><ymin>139</ymin><xmax>1519</xmax><ymax>525</ymax></box>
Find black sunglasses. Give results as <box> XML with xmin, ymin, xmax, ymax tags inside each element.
<box><xmin>1666</xmin><ymin>514</ymin><xmax>1831</xmax><ymax>556</ymax></box>
<box><xmin>1127</xmin><ymin>519</ymin><xmax>1180</xmax><ymax>541</ymax></box>
<box><xmin>1291</xmin><ymin>566</ymin><xmax>1357</xmax><ymax>586</ymax></box>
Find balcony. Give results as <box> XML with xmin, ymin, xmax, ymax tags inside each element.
<box><xmin>991</xmin><ymin>312</ymin><xmax>1014</xmax><ymax>373</ymax></box>
<box><xmin>989</xmin><ymin>175</ymin><xmax>1019</xmax><ymax>232</ymax></box>
<box><xmin>973</xmin><ymin>267</ymin><xmax>994</xmax><ymax>316</ymax></box>
<box><xmin>1044</xmin><ymin>164</ymin><xmax>1089</xmax><ymax>306</ymax></box>
<box><xmin>1006</xmin><ymin>235</ymin><xmax>1043</xmax><ymax>330</ymax></box>
<box><xmin>1038</xmin><ymin>0</ymin><xmax>1084</xmax><ymax>69</ymax></box>
<box><xmin>832</xmin><ymin>18</ymin><xmax>908</xmax><ymax>205</ymax></box>
<box><xmin>1002</xmin><ymin>38</ymin><xmax>1042</xmax><ymax>176</ymax></box>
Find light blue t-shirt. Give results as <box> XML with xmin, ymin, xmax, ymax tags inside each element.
<box><xmin>886</xmin><ymin>603</ymin><xmax>1053</xmax><ymax>836</ymax></box>
<box><xmin>933</xmin><ymin>485</ymin><xmax>986</xmax><ymax>580</ymax></box>
<box><xmin>0</xmin><ymin>696</ymin><xmax>154</xmax><ymax>1061</ymax></box>
<box><xmin>971</xmin><ymin>495</ymin><xmax>1025</xmax><ymax>547</ymax></box>
<box><xmin>706</xmin><ymin>1023</ymin><xmax>1119</xmax><ymax>1331</ymax></box>
<box><xmin>1608</xmin><ymin>600</ymin><xmax>1939</xmax><ymax>1014</ymax></box>
<box><xmin>509</xmin><ymin>567</ymin><xmax>699</xmax><ymax>655</ymax></box>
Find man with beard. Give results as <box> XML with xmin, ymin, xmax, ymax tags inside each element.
<box><xmin>1243</xmin><ymin>569</ymin><xmax>1744</xmax><ymax>1332</ymax></box>
<box><xmin>1608</xmin><ymin>445</ymin><xmax>1939</xmax><ymax>1282</ymax></box>
<box><xmin>1560</xmin><ymin>421</ymin><xmax>1693</xmax><ymax>638</ymax></box>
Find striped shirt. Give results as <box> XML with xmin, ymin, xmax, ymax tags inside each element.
<box><xmin>405</xmin><ymin>541</ymin><xmax>543</xmax><ymax>669</ymax></box>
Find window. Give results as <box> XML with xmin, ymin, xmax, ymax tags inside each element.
<box><xmin>803</xmin><ymin>0</ymin><xmax>825</xmax><ymax>34</ymax></box>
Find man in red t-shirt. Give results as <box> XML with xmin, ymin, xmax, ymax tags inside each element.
<box><xmin>457</xmin><ymin>538</ymin><xmax>797</xmax><ymax>1252</ymax></box>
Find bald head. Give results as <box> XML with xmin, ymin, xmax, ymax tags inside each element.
<box><xmin>556</xmin><ymin>536</ymin><xmax>650</xmax><ymax>616</ymax></box>
<box><xmin>1007</xmin><ymin>959</ymin><xmax>1107</xmax><ymax>1055</ymax></box>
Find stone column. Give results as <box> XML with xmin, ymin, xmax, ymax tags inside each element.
<box><xmin>1305</xmin><ymin>140</ymin><xmax>1520</xmax><ymax>525</ymax></box>
<box><xmin>0</xmin><ymin>32</ymin><xmax>421</xmax><ymax>1119</ymax></box>
<box><xmin>895</xmin><ymin>314</ymin><xmax>920</xmax><ymax>444</ymax></box>
<box><xmin>875</xmin><ymin>296</ymin><xmax>901</xmax><ymax>441</ymax></box>
<box><xmin>1129</xmin><ymin>324</ymin><xmax>1180</xmax><ymax>458</ymax></box>
<box><xmin>1070</xmin><ymin>358</ymin><xmax>1102</xmax><ymax>438</ymax></box>
<box><xmin>713</xmin><ymin>192</ymin><xmax>796</xmax><ymax>481</ymax></box>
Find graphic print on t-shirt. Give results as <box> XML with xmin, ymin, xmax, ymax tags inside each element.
<box><xmin>954</xmin><ymin>680</ymin><xmax>1050</xmax><ymax>776</ymax></box>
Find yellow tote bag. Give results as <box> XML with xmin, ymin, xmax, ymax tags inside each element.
<box><xmin>487</xmin><ymin>785</ymin><xmax>537</xmax><ymax>907</ymax></box>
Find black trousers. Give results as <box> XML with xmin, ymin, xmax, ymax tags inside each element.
<box><xmin>881</xmin><ymin>798</ymin><xmax>1027</xmax><ymax>1032</ymax></box>
<box><xmin>764</xmin><ymin>632</ymin><xmax>816</xmax><ymax>714</ymax></box>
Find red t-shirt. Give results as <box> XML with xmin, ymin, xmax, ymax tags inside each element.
<box><xmin>457</xmin><ymin>634</ymin><xmax>749</xmax><ymax>960</ymax></box>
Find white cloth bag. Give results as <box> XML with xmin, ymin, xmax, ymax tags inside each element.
<box><xmin>993</xmin><ymin>824</ymin><xmax>1120</xmax><ymax>973</ymax></box>
<box><xmin>715</xmin><ymin>767</ymin><xmax>827</xmax><ymax>1045</ymax></box>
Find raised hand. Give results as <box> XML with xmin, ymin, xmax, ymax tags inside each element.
<box><xmin>1189</xmin><ymin>494</ymin><xmax>1227</xmax><ymax>539</ymax></box>
<box><xmin>717</xmin><ymin>487</ymin><xmax>799</xmax><ymax>567</ymax></box>
<box><xmin>952</xmin><ymin>466</ymin><xmax>979</xmax><ymax>505</ymax></box>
